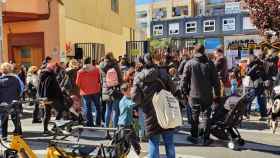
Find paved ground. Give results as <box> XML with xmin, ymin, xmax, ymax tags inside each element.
<box><xmin>1</xmin><ymin>105</ymin><xmax>280</xmax><ymax>158</ymax></box>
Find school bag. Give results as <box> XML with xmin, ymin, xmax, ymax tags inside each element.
<box><xmin>106</xmin><ymin>68</ymin><xmax>119</xmax><ymax>88</ymax></box>
<box><xmin>152</xmin><ymin>79</ymin><xmax>182</xmax><ymax>129</ymax></box>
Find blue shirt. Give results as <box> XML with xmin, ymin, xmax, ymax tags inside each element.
<box><xmin>118</xmin><ymin>96</ymin><xmax>136</xmax><ymax>126</ymax></box>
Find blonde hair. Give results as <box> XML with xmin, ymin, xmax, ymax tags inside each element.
<box><xmin>28</xmin><ymin>66</ymin><xmax>38</xmax><ymax>74</ymax></box>
<box><xmin>0</xmin><ymin>63</ymin><xmax>13</xmax><ymax>74</ymax></box>
<box><xmin>68</xmin><ymin>59</ymin><xmax>79</xmax><ymax>69</ymax></box>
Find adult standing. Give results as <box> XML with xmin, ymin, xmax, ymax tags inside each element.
<box><xmin>180</xmin><ymin>44</ymin><xmax>220</xmax><ymax>145</ymax></box>
<box><xmin>100</xmin><ymin>53</ymin><xmax>122</xmax><ymax>136</ymax></box>
<box><xmin>26</xmin><ymin>66</ymin><xmax>41</xmax><ymax>123</ymax></box>
<box><xmin>214</xmin><ymin>48</ymin><xmax>228</xmax><ymax>96</ymax></box>
<box><xmin>0</xmin><ymin>63</ymin><xmax>23</xmax><ymax>141</ymax></box>
<box><xmin>132</xmin><ymin>54</ymin><xmax>176</xmax><ymax>158</ymax></box>
<box><xmin>38</xmin><ymin>63</ymin><xmax>65</xmax><ymax>134</ymax></box>
<box><xmin>76</xmin><ymin>58</ymin><xmax>101</xmax><ymax>127</ymax></box>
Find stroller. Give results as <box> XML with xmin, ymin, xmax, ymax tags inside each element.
<box><xmin>210</xmin><ymin>89</ymin><xmax>255</xmax><ymax>150</ymax></box>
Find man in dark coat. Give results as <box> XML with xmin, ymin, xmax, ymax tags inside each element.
<box><xmin>38</xmin><ymin>63</ymin><xmax>65</xmax><ymax>134</ymax></box>
<box><xmin>131</xmin><ymin>54</ymin><xmax>176</xmax><ymax>158</ymax></box>
<box><xmin>181</xmin><ymin>44</ymin><xmax>220</xmax><ymax>145</ymax></box>
<box><xmin>0</xmin><ymin>63</ymin><xmax>23</xmax><ymax>140</ymax></box>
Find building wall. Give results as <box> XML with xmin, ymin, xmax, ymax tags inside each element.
<box><xmin>2</xmin><ymin>0</ymin><xmax>60</xmax><ymax>62</ymax></box>
<box><xmin>136</xmin><ymin>0</ymin><xmax>195</xmax><ymax>39</ymax></box>
<box><xmin>60</xmin><ymin>0</ymin><xmax>136</xmax><ymax>57</ymax></box>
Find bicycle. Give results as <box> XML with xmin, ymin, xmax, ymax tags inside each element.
<box><xmin>46</xmin><ymin>122</ymin><xmax>134</xmax><ymax>158</ymax></box>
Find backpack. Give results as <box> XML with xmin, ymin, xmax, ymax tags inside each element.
<box><xmin>152</xmin><ymin>79</ymin><xmax>182</xmax><ymax>129</ymax></box>
<box><xmin>106</xmin><ymin>68</ymin><xmax>119</xmax><ymax>88</ymax></box>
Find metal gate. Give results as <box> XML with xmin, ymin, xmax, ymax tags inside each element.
<box><xmin>126</xmin><ymin>41</ymin><xmax>149</xmax><ymax>62</ymax></box>
<box><xmin>74</xmin><ymin>43</ymin><xmax>105</xmax><ymax>62</ymax></box>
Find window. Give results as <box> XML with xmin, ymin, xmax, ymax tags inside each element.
<box><xmin>136</xmin><ymin>11</ymin><xmax>148</xmax><ymax>18</ymax></box>
<box><xmin>152</xmin><ymin>8</ymin><xmax>167</xmax><ymax>20</ymax></box>
<box><xmin>172</xmin><ymin>6</ymin><xmax>189</xmax><ymax>17</ymax></box>
<box><xmin>204</xmin><ymin>20</ymin><xmax>215</xmax><ymax>32</ymax></box>
<box><xmin>223</xmin><ymin>18</ymin><xmax>235</xmax><ymax>31</ymax></box>
<box><xmin>243</xmin><ymin>17</ymin><xmax>256</xmax><ymax>30</ymax></box>
<box><xmin>153</xmin><ymin>25</ymin><xmax>164</xmax><ymax>36</ymax></box>
<box><xmin>169</xmin><ymin>23</ymin><xmax>180</xmax><ymax>35</ymax></box>
<box><xmin>111</xmin><ymin>0</ymin><xmax>119</xmax><ymax>13</ymax></box>
<box><xmin>185</xmin><ymin>21</ymin><xmax>197</xmax><ymax>33</ymax></box>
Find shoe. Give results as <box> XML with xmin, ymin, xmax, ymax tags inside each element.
<box><xmin>32</xmin><ymin>120</ymin><xmax>42</xmax><ymax>124</ymax></box>
<box><xmin>2</xmin><ymin>137</ymin><xmax>7</xmax><ymax>141</ymax></box>
<box><xmin>187</xmin><ymin>136</ymin><xmax>198</xmax><ymax>144</ymax></box>
<box><xmin>105</xmin><ymin>133</ymin><xmax>112</xmax><ymax>140</ymax></box>
<box><xmin>202</xmin><ymin>139</ymin><xmax>213</xmax><ymax>146</ymax></box>
<box><xmin>43</xmin><ymin>130</ymin><xmax>55</xmax><ymax>136</ymax></box>
<box><xmin>259</xmin><ymin>117</ymin><xmax>267</xmax><ymax>121</ymax></box>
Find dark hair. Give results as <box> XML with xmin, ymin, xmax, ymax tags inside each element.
<box><xmin>121</xmin><ymin>82</ymin><xmax>130</xmax><ymax>92</ymax></box>
<box><xmin>84</xmin><ymin>57</ymin><xmax>91</xmax><ymax>65</ymax></box>
<box><xmin>92</xmin><ymin>59</ymin><xmax>96</xmax><ymax>66</ymax></box>
<box><xmin>45</xmin><ymin>56</ymin><xmax>52</xmax><ymax>61</ymax></box>
<box><xmin>194</xmin><ymin>44</ymin><xmax>205</xmax><ymax>54</ymax></box>
<box><xmin>216</xmin><ymin>48</ymin><xmax>224</xmax><ymax>54</ymax></box>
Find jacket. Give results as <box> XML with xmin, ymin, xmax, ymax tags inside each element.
<box><xmin>181</xmin><ymin>53</ymin><xmax>220</xmax><ymax>105</ymax></box>
<box><xmin>38</xmin><ymin>69</ymin><xmax>63</xmax><ymax>100</ymax></box>
<box><xmin>215</xmin><ymin>57</ymin><xmax>228</xmax><ymax>82</ymax></box>
<box><xmin>0</xmin><ymin>74</ymin><xmax>21</xmax><ymax>104</ymax></box>
<box><xmin>131</xmin><ymin>65</ymin><xmax>175</xmax><ymax>137</ymax></box>
<box><xmin>61</xmin><ymin>68</ymin><xmax>79</xmax><ymax>95</ymax></box>
<box><xmin>76</xmin><ymin>65</ymin><xmax>101</xmax><ymax>96</ymax></box>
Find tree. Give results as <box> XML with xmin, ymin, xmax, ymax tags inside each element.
<box><xmin>245</xmin><ymin>0</ymin><xmax>280</xmax><ymax>36</ymax></box>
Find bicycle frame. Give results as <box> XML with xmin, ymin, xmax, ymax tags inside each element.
<box><xmin>10</xmin><ymin>135</ymin><xmax>37</xmax><ymax>158</ymax></box>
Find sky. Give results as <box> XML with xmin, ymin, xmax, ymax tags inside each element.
<box><xmin>136</xmin><ymin>0</ymin><xmax>153</xmax><ymax>5</ymax></box>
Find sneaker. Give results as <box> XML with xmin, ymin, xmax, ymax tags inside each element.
<box><xmin>202</xmin><ymin>139</ymin><xmax>213</xmax><ymax>146</ymax></box>
<box><xmin>2</xmin><ymin>137</ymin><xmax>7</xmax><ymax>141</ymax></box>
<box><xmin>32</xmin><ymin>120</ymin><xmax>42</xmax><ymax>124</ymax></box>
<box><xmin>43</xmin><ymin>130</ymin><xmax>55</xmax><ymax>136</ymax></box>
<box><xmin>187</xmin><ymin>136</ymin><xmax>198</xmax><ymax>144</ymax></box>
<box><xmin>259</xmin><ymin>117</ymin><xmax>267</xmax><ymax>121</ymax></box>
<box><xmin>105</xmin><ymin>133</ymin><xmax>112</xmax><ymax>140</ymax></box>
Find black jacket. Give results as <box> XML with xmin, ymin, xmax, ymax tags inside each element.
<box><xmin>178</xmin><ymin>59</ymin><xmax>188</xmax><ymax>76</ymax></box>
<box><xmin>180</xmin><ymin>53</ymin><xmax>220</xmax><ymax>105</ymax></box>
<box><xmin>215</xmin><ymin>57</ymin><xmax>228</xmax><ymax>82</ymax></box>
<box><xmin>131</xmin><ymin>65</ymin><xmax>176</xmax><ymax>137</ymax></box>
<box><xmin>0</xmin><ymin>75</ymin><xmax>21</xmax><ymax>104</ymax></box>
<box><xmin>38</xmin><ymin>70</ymin><xmax>63</xmax><ymax>100</ymax></box>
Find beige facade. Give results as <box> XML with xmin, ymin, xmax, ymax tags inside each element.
<box><xmin>2</xmin><ymin>0</ymin><xmax>136</xmax><ymax>66</ymax></box>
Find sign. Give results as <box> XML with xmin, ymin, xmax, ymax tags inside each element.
<box><xmin>225</xmin><ymin>2</ymin><xmax>241</xmax><ymax>14</ymax></box>
<box><xmin>204</xmin><ymin>38</ymin><xmax>222</xmax><ymax>53</ymax></box>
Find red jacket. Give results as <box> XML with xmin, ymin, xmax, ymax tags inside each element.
<box><xmin>76</xmin><ymin>65</ymin><xmax>101</xmax><ymax>96</ymax></box>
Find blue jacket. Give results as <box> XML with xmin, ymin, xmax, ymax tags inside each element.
<box><xmin>0</xmin><ymin>74</ymin><xmax>22</xmax><ymax>103</ymax></box>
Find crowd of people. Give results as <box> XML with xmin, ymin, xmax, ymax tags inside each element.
<box><xmin>0</xmin><ymin>43</ymin><xmax>280</xmax><ymax>158</ymax></box>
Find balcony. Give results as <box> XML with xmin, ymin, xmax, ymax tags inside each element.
<box><xmin>2</xmin><ymin>0</ymin><xmax>50</xmax><ymax>23</ymax></box>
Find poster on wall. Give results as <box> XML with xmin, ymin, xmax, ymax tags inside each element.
<box><xmin>226</xmin><ymin>50</ymin><xmax>239</xmax><ymax>69</ymax></box>
<box><xmin>205</xmin><ymin>38</ymin><xmax>222</xmax><ymax>54</ymax></box>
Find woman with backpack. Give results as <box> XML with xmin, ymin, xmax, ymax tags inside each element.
<box><xmin>131</xmin><ymin>54</ymin><xmax>176</xmax><ymax>158</ymax></box>
<box><xmin>100</xmin><ymin>52</ymin><xmax>123</xmax><ymax>139</ymax></box>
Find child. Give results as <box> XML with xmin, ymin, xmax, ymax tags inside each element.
<box><xmin>118</xmin><ymin>82</ymin><xmax>141</xmax><ymax>155</ymax></box>
<box><xmin>229</xmin><ymin>72</ymin><xmax>238</xmax><ymax>96</ymax></box>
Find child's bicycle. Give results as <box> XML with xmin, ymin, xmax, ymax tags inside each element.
<box><xmin>46</xmin><ymin>122</ymin><xmax>135</xmax><ymax>158</ymax></box>
<box><xmin>0</xmin><ymin>99</ymin><xmax>47</xmax><ymax>158</ymax></box>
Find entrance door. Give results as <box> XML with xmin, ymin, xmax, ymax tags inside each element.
<box><xmin>13</xmin><ymin>47</ymin><xmax>43</xmax><ymax>69</ymax></box>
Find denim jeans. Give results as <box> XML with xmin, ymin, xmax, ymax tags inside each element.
<box><xmin>82</xmin><ymin>93</ymin><xmax>101</xmax><ymax>127</ymax></box>
<box><xmin>104</xmin><ymin>100</ymin><xmax>120</xmax><ymax>128</ymax></box>
<box><xmin>256</xmin><ymin>94</ymin><xmax>267</xmax><ymax>117</ymax></box>
<box><xmin>138</xmin><ymin>107</ymin><xmax>145</xmax><ymax>138</ymax></box>
<box><xmin>148</xmin><ymin>131</ymin><xmax>175</xmax><ymax>158</ymax></box>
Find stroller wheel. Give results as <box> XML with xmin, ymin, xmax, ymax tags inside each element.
<box><xmin>228</xmin><ymin>141</ymin><xmax>236</xmax><ymax>150</ymax></box>
<box><xmin>237</xmin><ymin>138</ymin><xmax>245</xmax><ymax>146</ymax></box>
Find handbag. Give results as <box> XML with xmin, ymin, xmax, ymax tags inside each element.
<box><xmin>152</xmin><ymin>79</ymin><xmax>182</xmax><ymax>129</ymax></box>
